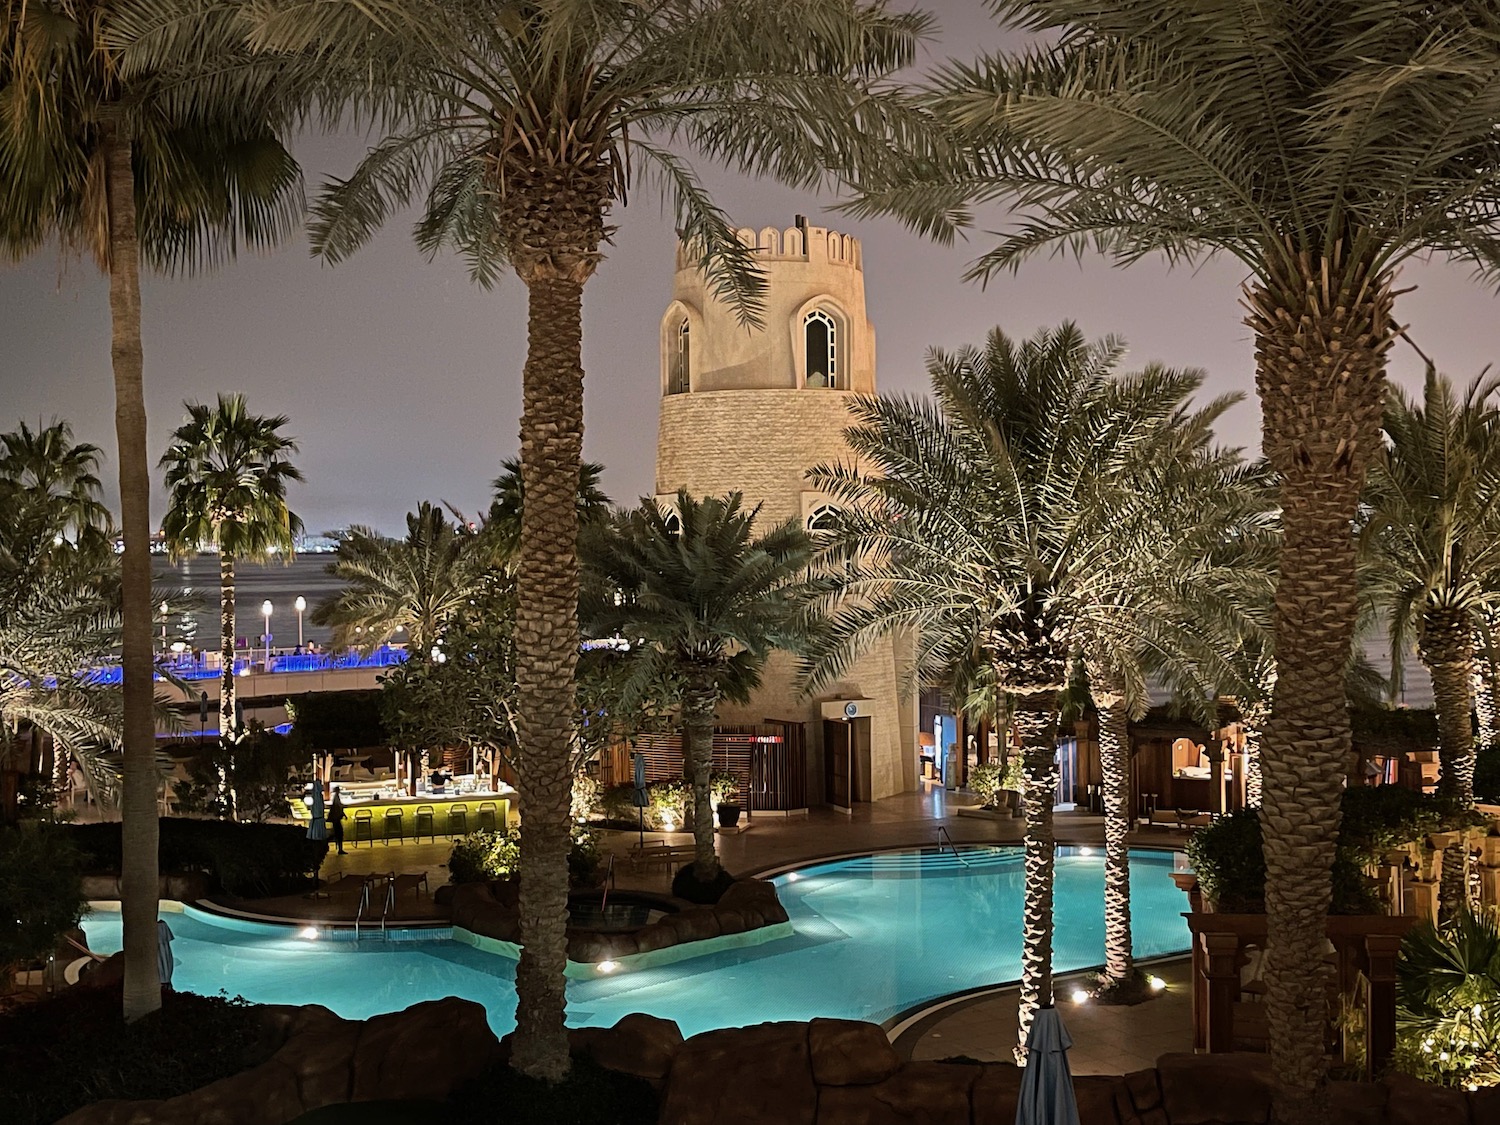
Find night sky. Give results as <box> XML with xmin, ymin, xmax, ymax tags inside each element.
<box><xmin>3</xmin><ymin>1</ymin><xmax>1500</xmax><ymax>536</ymax></box>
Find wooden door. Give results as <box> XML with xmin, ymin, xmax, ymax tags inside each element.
<box><xmin>824</xmin><ymin>720</ymin><xmax>851</xmax><ymax>809</ymax></box>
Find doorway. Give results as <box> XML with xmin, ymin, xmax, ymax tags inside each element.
<box><xmin>823</xmin><ymin>717</ymin><xmax>873</xmax><ymax>809</ymax></box>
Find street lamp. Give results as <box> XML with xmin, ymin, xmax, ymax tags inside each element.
<box><xmin>261</xmin><ymin>600</ymin><xmax>273</xmax><ymax>668</ymax></box>
<box><xmin>295</xmin><ymin>595</ymin><xmax>307</xmax><ymax>648</ymax></box>
<box><xmin>159</xmin><ymin>600</ymin><xmax>169</xmax><ymax>653</ymax></box>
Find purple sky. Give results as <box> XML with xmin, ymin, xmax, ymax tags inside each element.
<box><xmin>3</xmin><ymin>1</ymin><xmax>1499</xmax><ymax>536</ymax></box>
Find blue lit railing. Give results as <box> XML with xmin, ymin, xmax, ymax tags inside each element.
<box><xmin>78</xmin><ymin>646</ymin><xmax>409</xmax><ymax>685</ymax></box>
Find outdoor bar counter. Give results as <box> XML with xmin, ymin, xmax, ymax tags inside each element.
<box><xmin>298</xmin><ymin>784</ymin><xmax>513</xmax><ymax>843</ymax></box>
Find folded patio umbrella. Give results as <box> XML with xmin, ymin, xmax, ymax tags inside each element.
<box><xmin>1015</xmin><ymin>1005</ymin><xmax>1080</xmax><ymax>1125</ymax></box>
<box><xmin>156</xmin><ymin>919</ymin><xmax>174</xmax><ymax>986</ymax></box>
<box><xmin>633</xmin><ymin>751</ymin><xmax>649</xmax><ymax>846</ymax></box>
<box><xmin>307</xmin><ymin>783</ymin><xmax>328</xmax><ymax>842</ymax></box>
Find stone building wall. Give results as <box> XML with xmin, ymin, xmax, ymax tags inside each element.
<box><xmin>653</xmin><ymin>222</ymin><xmax>917</xmax><ymax>803</ymax></box>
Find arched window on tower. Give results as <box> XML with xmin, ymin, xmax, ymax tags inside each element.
<box><xmin>807</xmin><ymin>504</ymin><xmax>841</xmax><ymax>536</ymax></box>
<box><xmin>804</xmin><ymin>310</ymin><xmax>837</xmax><ymax>389</ymax></box>
<box><xmin>663</xmin><ymin>511</ymin><xmax>682</xmax><ymax>535</ymax></box>
<box><xmin>669</xmin><ymin>318</ymin><xmax>690</xmax><ymax>394</ymax></box>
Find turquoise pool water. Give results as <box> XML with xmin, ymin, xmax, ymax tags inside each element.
<box><xmin>84</xmin><ymin>846</ymin><xmax>1190</xmax><ymax>1038</ymax></box>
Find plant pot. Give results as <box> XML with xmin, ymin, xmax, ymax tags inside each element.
<box><xmin>716</xmin><ymin>803</ymin><xmax>742</xmax><ymax>829</ymax></box>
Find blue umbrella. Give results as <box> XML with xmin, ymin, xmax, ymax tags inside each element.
<box><xmin>632</xmin><ymin>751</ymin><xmax>649</xmax><ymax>846</ymax></box>
<box><xmin>1015</xmin><ymin>1006</ymin><xmax>1080</xmax><ymax>1125</ymax></box>
<box><xmin>307</xmin><ymin>784</ymin><xmax>328</xmax><ymax>841</ymax></box>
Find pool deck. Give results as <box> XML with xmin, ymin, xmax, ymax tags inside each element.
<box><xmin>207</xmin><ymin>783</ymin><xmax>1198</xmax><ymax>1076</ymax></box>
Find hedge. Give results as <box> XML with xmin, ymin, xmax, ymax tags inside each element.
<box><xmin>0</xmin><ymin>984</ymin><xmax>269</xmax><ymax>1125</ymax></box>
<box><xmin>1187</xmin><ymin>787</ymin><xmax>1483</xmax><ymax>915</ymax></box>
<box><xmin>67</xmin><ymin>818</ymin><xmax>327</xmax><ymax>897</ymax></box>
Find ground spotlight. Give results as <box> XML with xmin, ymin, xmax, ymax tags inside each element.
<box><xmin>597</xmin><ymin>960</ymin><xmax>619</xmax><ymax>974</ymax></box>
<box><xmin>1149</xmin><ymin>975</ymin><xmax>1167</xmax><ymax>992</ymax></box>
<box><xmin>1071</xmin><ymin>988</ymin><xmax>1091</xmax><ymax>1004</ymax></box>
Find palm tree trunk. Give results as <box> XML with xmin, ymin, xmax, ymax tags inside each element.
<box><xmin>1240</xmin><ymin>701</ymin><xmax>1268</xmax><ymax>808</ymax></box>
<box><xmin>219</xmin><ymin>552</ymin><xmax>238</xmax><ymax>818</ymax></box>
<box><xmin>1473</xmin><ymin>610</ymin><xmax>1500</xmax><ymax>750</ymax></box>
<box><xmin>105</xmin><ymin>129</ymin><xmax>161</xmax><ymax>1023</ymax></box>
<box><xmin>1246</xmin><ymin>255</ymin><xmax>1395</xmax><ymax>1125</ymax></box>
<box><xmin>1420</xmin><ymin>610</ymin><xmax>1476</xmax><ymax>919</ymax></box>
<box><xmin>1013</xmin><ymin>689</ymin><xmax>1059</xmax><ymax>1062</ymax></box>
<box><xmin>1089</xmin><ymin>675</ymin><xmax>1135</xmax><ymax>994</ymax></box>
<box><xmin>510</xmin><ymin>273</ymin><xmax>586</xmax><ymax>1084</ymax></box>
<box><xmin>220</xmin><ymin>553</ymin><xmax>237</xmax><ymax>739</ymax></box>
<box><xmin>681</xmin><ymin>676</ymin><xmax>720</xmax><ymax>881</ymax></box>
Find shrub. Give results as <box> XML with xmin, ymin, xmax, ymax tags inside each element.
<box><xmin>647</xmin><ymin>778</ymin><xmax>690</xmax><ymax>830</ymax></box>
<box><xmin>0</xmin><ymin>822</ymin><xmax>87</xmax><ymax>969</ymax></box>
<box><xmin>285</xmin><ymin>689</ymin><xmax>389</xmax><ymax>750</ymax></box>
<box><xmin>1390</xmin><ymin>909</ymin><xmax>1500</xmax><ymax>1089</ymax></box>
<box><xmin>1476</xmin><ymin>747</ymin><xmax>1500</xmax><ymax>804</ymax></box>
<box><xmin>571</xmin><ymin>771</ymin><xmax>602</xmax><ymax>822</ymax></box>
<box><xmin>450</xmin><ymin>1052</ymin><xmax>658</xmax><ymax>1125</ymax></box>
<box><xmin>66</xmin><ymin>818</ymin><xmax>327</xmax><ymax>898</ymax></box>
<box><xmin>0</xmin><ymin>984</ymin><xmax>269</xmax><ymax>1125</ymax></box>
<box><xmin>448</xmin><ymin>827</ymin><xmax>600</xmax><ymax>888</ymax></box>
<box><xmin>174</xmin><ymin>722</ymin><xmax>310</xmax><ymax>822</ymax></box>
<box><xmin>1187</xmin><ymin>789</ymin><xmax>1480</xmax><ymax>915</ymax></box>
<box><xmin>710</xmin><ymin>771</ymin><xmax>739</xmax><ymax>804</ymax></box>
<box><xmin>968</xmin><ymin>761</ymin><xmax>1005</xmax><ymax>807</ymax></box>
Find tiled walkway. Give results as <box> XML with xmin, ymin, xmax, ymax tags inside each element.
<box><xmin>899</xmin><ymin>958</ymin><xmax>1193</xmax><ymax>1073</ymax></box>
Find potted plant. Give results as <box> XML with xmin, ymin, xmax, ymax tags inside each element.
<box><xmin>711</xmin><ymin>772</ymin><xmax>741</xmax><ymax>828</ymax></box>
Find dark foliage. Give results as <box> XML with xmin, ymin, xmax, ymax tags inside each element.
<box><xmin>0</xmin><ymin>821</ymin><xmax>86</xmax><ymax>967</ymax></box>
<box><xmin>67</xmin><ymin>817</ymin><xmax>327</xmax><ymax>897</ymax></box>
<box><xmin>0</xmin><ymin>984</ymin><xmax>269</xmax><ymax>1125</ymax></box>
<box><xmin>671</xmin><ymin>864</ymin><xmax>738</xmax><ymax>905</ymax></box>
<box><xmin>450</xmin><ymin>1053</ymin><xmax>658</xmax><ymax>1125</ymax></box>
<box><xmin>1476</xmin><ymin>746</ymin><xmax>1500</xmax><ymax>803</ymax></box>
<box><xmin>1188</xmin><ymin>788</ymin><xmax>1480</xmax><ymax>914</ymax></box>
<box><xmin>285</xmin><ymin>689</ymin><xmax>389</xmax><ymax>750</ymax></box>
<box><xmin>174</xmin><ymin>722</ymin><xmax>310</xmax><ymax>822</ymax></box>
<box><xmin>1350</xmin><ymin>705</ymin><xmax>1440</xmax><ymax>751</ymax></box>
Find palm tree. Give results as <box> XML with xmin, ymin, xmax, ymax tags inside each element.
<box><xmin>206</xmin><ymin>0</ymin><xmax>930</xmax><ymax>1078</ymax></box>
<box><xmin>160</xmin><ymin>394</ymin><xmax>303</xmax><ymax>764</ymax></box>
<box><xmin>845</xmin><ymin>6</ymin><xmax>1500</xmax><ymax>1114</ymax></box>
<box><xmin>804</xmin><ymin>323</ymin><xmax>1247</xmax><ymax>1052</ymax></box>
<box><xmin>0</xmin><ymin>503</ymin><xmax>123</xmax><ymax>809</ymax></box>
<box><xmin>1078</xmin><ymin>469</ymin><xmax>1274</xmax><ymax>1000</ymax></box>
<box><xmin>1</xmin><ymin>0</ymin><xmax>303</xmax><ymax>1019</ymax></box>
<box><xmin>313</xmin><ymin>502</ymin><xmax>489</xmax><ymax>655</ymax></box>
<box><xmin>482</xmin><ymin>458</ymin><xmax>611</xmax><ymax>566</ymax></box>
<box><xmin>0</xmin><ymin>419</ymin><xmax>113</xmax><ymax>566</ymax></box>
<box><xmin>582</xmin><ymin>491</ymin><xmax>811</xmax><ymax>883</ymax></box>
<box><xmin>1362</xmin><ymin>369</ymin><xmax>1500</xmax><ymax>808</ymax></box>
<box><xmin>1360</xmin><ymin>368</ymin><xmax>1500</xmax><ymax>916</ymax></box>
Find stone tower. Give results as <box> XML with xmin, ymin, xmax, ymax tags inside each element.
<box><xmin>654</xmin><ymin>219</ymin><xmax>918</xmax><ymax>804</ymax></box>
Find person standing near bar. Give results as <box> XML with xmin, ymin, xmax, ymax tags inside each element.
<box><xmin>329</xmin><ymin>786</ymin><xmax>346</xmax><ymax>855</ymax></box>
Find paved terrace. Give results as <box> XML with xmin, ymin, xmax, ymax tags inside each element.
<box><xmin>202</xmin><ymin>784</ymin><xmax>1195</xmax><ymax>1075</ymax></box>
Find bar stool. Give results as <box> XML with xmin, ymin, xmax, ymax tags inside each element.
<box><xmin>352</xmin><ymin>809</ymin><xmax>374</xmax><ymax>848</ymax></box>
<box><xmin>382</xmin><ymin>807</ymin><xmax>405</xmax><ymax>845</ymax></box>
<box><xmin>447</xmin><ymin>803</ymin><xmax>469</xmax><ymax>838</ymax></box>
<box><xmin>413</xmin><ymin>805</ymin><xmax>436</xmax><ymax>843</ymax></box>
<box><xmin>476</xmin><ymin>801</ymin><xmax>499</xmax><ymax>833</ymax></box>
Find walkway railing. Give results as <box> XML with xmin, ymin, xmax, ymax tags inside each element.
<box><xmin>76</xmin><ymin>645</ymin><xmax>410</xmax><ymax>686</ymax></box>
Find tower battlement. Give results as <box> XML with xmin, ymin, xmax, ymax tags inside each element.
<box><xmin>675</xmin><ymin>221</ymin><xmax>861</xmax><ymax>271</ymax></box>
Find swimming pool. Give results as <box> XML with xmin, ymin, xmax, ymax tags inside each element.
<box><xmin>84</xmin><ymin>846</ymin><xmax>1190</xmax><ymax>1038</ymax></box>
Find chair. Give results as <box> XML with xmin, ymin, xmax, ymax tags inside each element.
<box><xmin>394</xmin><ymin>872</ymin><xmax>429</xmax><ymax>898</ymax></box>
<box><xmin>413</xmin><ymin>805</ymin><xmax>436</xmax><ymax>843</ymax></box>
<box><xmin>383</xmin><ymin>807</ymin><xmax>405</xmax><ymax>845</ymax></box>
<box><xmin>447</xmin><ymin>803</ymin><xmax>469</xmax><ymax>838</ymax></box>
<box><xmin>476</xmin><ymin>801</ymin><xmax>499</xmax><ymax>833</ymax></box>
<box><xmin>352</xmin><ymin>809</ymin><xmax>374</xmax><ymax>848</ymax></box>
